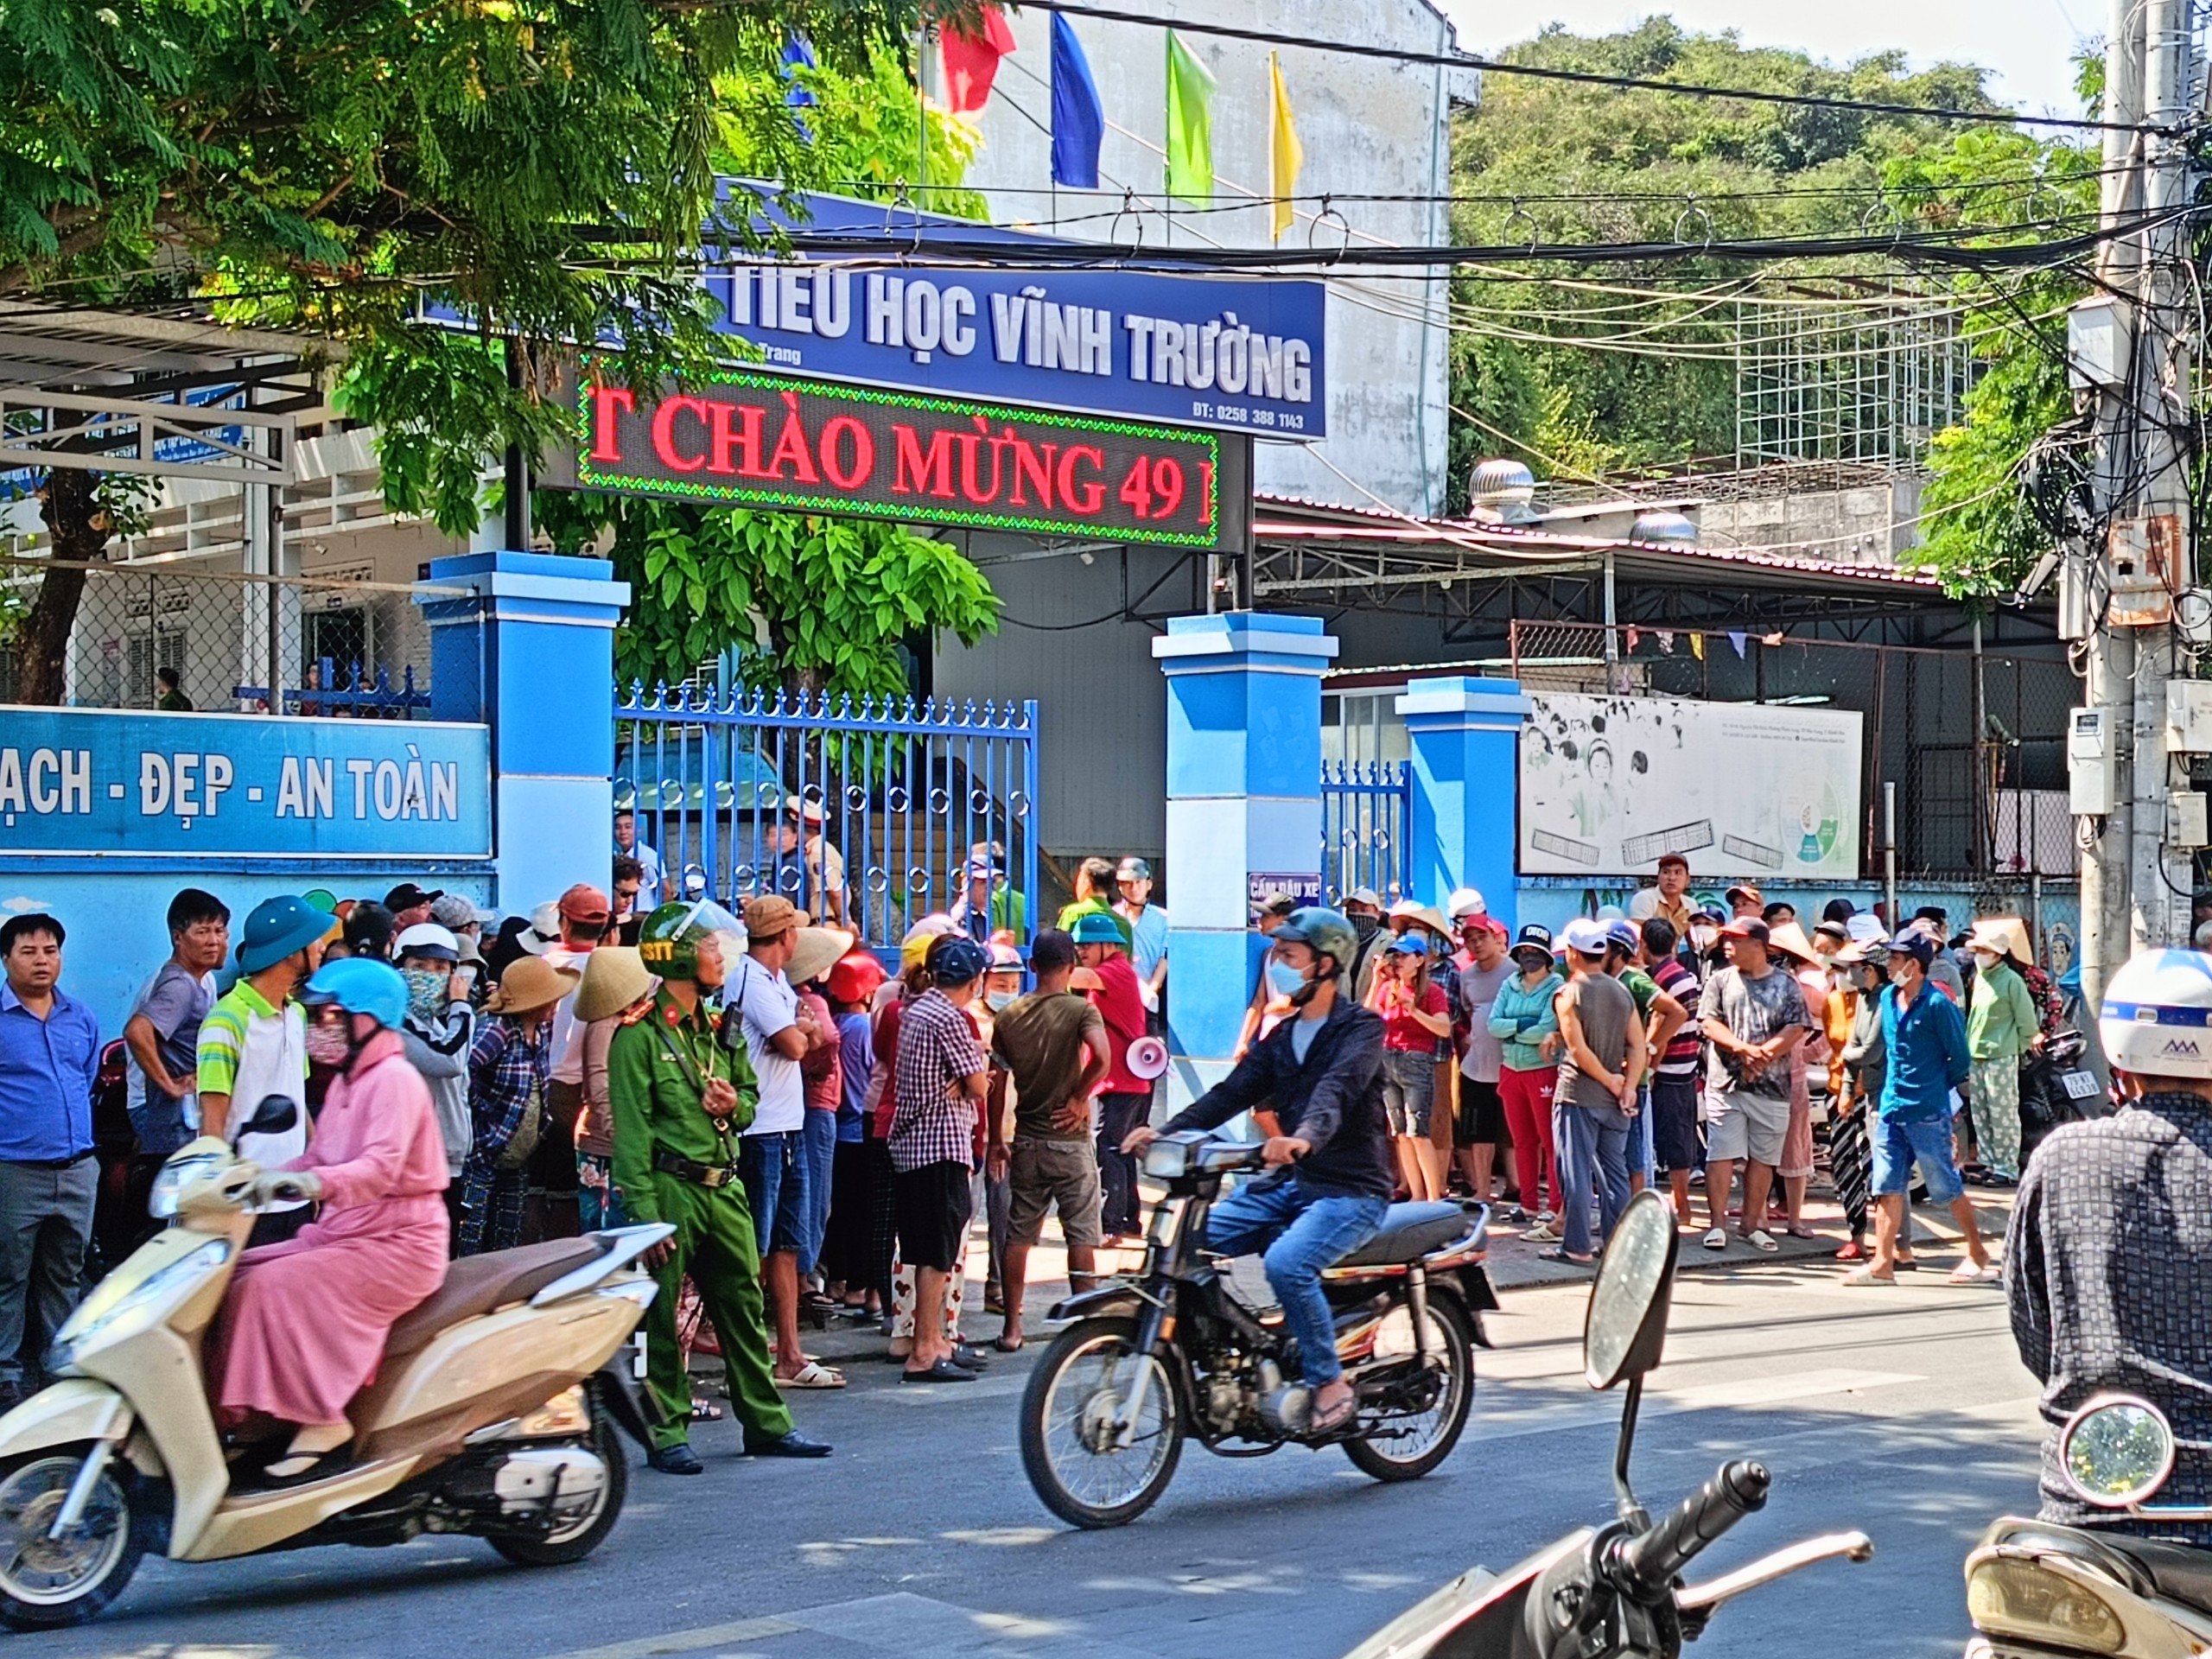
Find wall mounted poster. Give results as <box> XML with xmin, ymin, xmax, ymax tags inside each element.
<box><xmin>1518</xmin><ymin>694</ymin><xmax>1863</xmax><ymax>880</ymax></box>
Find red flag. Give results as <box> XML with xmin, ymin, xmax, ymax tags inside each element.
<box><xmin>942</xmin><ymin>9</ymin><xmax>1017</xmax><ymax>115</ymax></box>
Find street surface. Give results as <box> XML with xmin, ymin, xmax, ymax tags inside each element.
<box><xmin>11</xmin><ymin>1254</ymin><xmax>2038</xmax><ymax>1659</ymax></box>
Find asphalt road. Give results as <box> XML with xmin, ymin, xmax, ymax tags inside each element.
<box><xmin>9</xmin><ymin>1251</ymin><xmax>2042</xmax><ymax>1659</ymax></box>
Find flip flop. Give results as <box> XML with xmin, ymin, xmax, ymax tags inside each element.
<box><xmin>259</xmin><ymin>1450</ymin><xmax>348</xmax><ymax>1487</ymax></box>
<box><xmin>1537</xmin><ymin>1249</ymin><xmax>1595</xmax><ymax>1268</ymax></box>
<box><xmin>776</xmin><ymin>1360</ymin><xmax>847</xmax><ymax>1389</ymax></box>
<box><xmin>689</xmin><ymin>1396</ymin><xmax>723</xmax><ymax>1421</ymax></box>
<box><xmin>1949</xmin><ymin>1261</ymin><xmax>1999</xmax><ymax>1284</ymax></box>
<box><xmin>1308</xmin><ymin>1389</ymin><xmax>1359</xmax><ymax>1435</ymax></box>
<box><xmin>992</xmin><ymin>1332</ymin><xmax>1026</xmax><ymax>1353</ymax></box>
<box><xmin>900</xmin><ymin>1359</ymin><xmax>976</xmax><ymax>1383</ymax></box>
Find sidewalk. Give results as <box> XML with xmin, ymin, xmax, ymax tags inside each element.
<box><xmin>762</xmin><ymin>1176</ymin><xmax>2017</xmax><ymax>1383</ymax></box>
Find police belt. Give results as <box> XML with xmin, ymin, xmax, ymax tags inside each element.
<box><xmin>652</xmin><ymin>1151</ymin><xmax>742</xmax><ymax>1188</ymax></box>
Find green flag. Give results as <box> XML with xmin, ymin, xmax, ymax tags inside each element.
<box><xmin>1165</xmin><ymin>30</ymin><xmax>1216</xmax><ymax>207</ymax></box>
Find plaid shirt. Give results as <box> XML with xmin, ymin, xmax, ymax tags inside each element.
<box><xmin>887</xmin><ymin>988</ymin><xmax>987</xmax><ymax>1173</ymax></box>
<box><xmin>467</xmin><ymin>1014</ymin><xmax>549</xmax><ymax>1160</ymax></box>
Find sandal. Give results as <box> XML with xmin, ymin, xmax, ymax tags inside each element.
<box><xmin>1702</xmin><ymin>1228</ymin><xmax>1728</xmax><ymax>1250</ymax></box>
<box><xmin>776</xmin><ymin>1360</ymin><xmax>848</xmax><ymax>1389</ymax></box>
<box><xmin>1785</xmin><ymin>1224</ymin><xmax>1818</xmax><ymax>1240</ymax></box>
<box><xmin>258</xmin><ymin>1452</ymin><xmax>348</xmax><ymax>1487</ymax></box>
<box><xmin>900</xmin><ymin>1359</ymin><xmax>977</xmax><ymax>1383</ymax></box>
<box><xmin>689</xmin><ymin>1397</ymin><xmax>722</xmax><ymax>1422</ymax></box>
<box><xmin>1742</xmin><ymin>1229</ymin><xmax>1779</xmax><ymax>1253</ymax></box>
<box><xmin>1949</xmin><ymin>1260</ymin><xmax>1999</xmax><ymax>1284</ymax></box>
<box><xmin>1537</xmin><ymin>1249</ymin><xmax>1595</xmax><ymax>1268</ymax></box>
<box><xmin>1308</xmin><ymin>1389</ymin><xmax>1359</xmax><ymax>1435</ymax></box>
<box><xmin>992</xmin><ymin>1332</ymin><xmax>1025</xmax><ymax>1353</ymax></box>
<box><xmin>1840</xmin><ymin>1267</ymin><xmax>1897</xmax><ymax>1287</ymax></box>
<box><xmin>1834</xmin><ymin>1241</ymin><xmax>1868</xmax><ymax>1262</ymax></box>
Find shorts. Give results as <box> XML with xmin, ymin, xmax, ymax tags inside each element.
<box><xmin>1382</xmin><ymin>1047</ymin><xmax>1437</xmax><ymax>1137</ymax></box>
<box><xmin>1872</xmin><ymin>1114</ymin><xmax>1964</xmax><ymax>1205</ymax></box>
<box><xmin>1005</xmin><ymin>1137</ymin><xmax>1103</xmax><ymax>1249</ymax></box>
<box><xmin>1704</xmin><ymin>1090</ymin><xmax>1789</xmax><ymax>1166</ymax></box>
<box><xmin>739</xmin><ymin>1128</ymin><xmax>811</xmax><ymax>1256</ymax></box>
<box><xmin>893</xmin><ymin>1158</ymin><xmax>975</xmax><ymax>1274</ymax></box>
<box><xmin>1456</xmin><ymin>1074</ymin><xmax>1507</xmax><ymax>1146</ymax></box>
<box><xmin>1650</xmin><ymin>1072</ymin><xmax>1704</xmax><ymax>1173</ymax></box>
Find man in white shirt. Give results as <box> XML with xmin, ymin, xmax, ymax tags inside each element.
<box><xmin>724</xmin><ymin>896</ymin><xmax>839</xmax><ymax>1388</ymax></box>
<box><xmin>541</xmin><ymin>883</ymin><xmax>610</xmax><ymax>1235</ymax></box>
<box><xmin>613</xmin><ymin>810</ymin><xmax>663</xmax><ymax>912</ymax></box>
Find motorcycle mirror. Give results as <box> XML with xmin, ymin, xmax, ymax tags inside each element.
<box><xmin>1584</xmin><ymin>1190</ymin><xmax>1679</xmax><ymax>1391</ymax></box>
<box><xmin>2060</xmin><ymin>1393</ymin><xmax>2176</xmax><ymax>1510</ymax></box>
<box><xmin>236</xmin><ymin>1095</ymin><xmax>300</xmax><ymax>1145</ymax></box>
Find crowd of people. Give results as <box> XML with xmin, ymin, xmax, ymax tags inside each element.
<box><xmin>0</xmin><ymin>821</ymin><xmax>1177</xmax><ymax>1478</ymax></box>
<box><xmin>1294</xmin><ymin>854</ymin><xmax>2065</xmax><ymax>1276</ymax></box>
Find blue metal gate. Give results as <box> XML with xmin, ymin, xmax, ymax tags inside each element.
<box><xmin>1321</xmin><ymin>760</ymin><xmax>1410</xmax><ymax>904</ymax></box>
<box><xmin>614</xmin><ymin>684</ymin><xmax>1039</xmax><ymax>951</ymax></box>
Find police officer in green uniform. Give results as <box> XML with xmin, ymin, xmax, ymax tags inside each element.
<box><xmin>611</xmin><ymin>899</ymin><xmax>831</xmax><ymax>1473</ymax></box>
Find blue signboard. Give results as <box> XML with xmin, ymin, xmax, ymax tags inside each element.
<box><xmin>0</xmin><ymin>709</ymin><xmax>491</xmax><ymax>858</ymax></box>
<box><xmin>423</xmin><ymin>188</ymin><xmax>1327</xmax><ymax>440</ymax></box>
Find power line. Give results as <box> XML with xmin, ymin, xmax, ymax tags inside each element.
<box><xmin>1008</xmin><ymin>0</ymin><xmax>2155</xmax><ymax>136</ymax></box>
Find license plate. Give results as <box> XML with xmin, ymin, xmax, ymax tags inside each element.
<box><xmin>2060</xmin><ymin>1071</ymin><xmax>2102</xmax><ymax>1100</ymax></box>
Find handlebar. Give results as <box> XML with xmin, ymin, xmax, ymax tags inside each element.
<box><xmin>1614</xmin><ymin>1460</ymin><xmax>1770</xmax><ymax>1597</ymax></box>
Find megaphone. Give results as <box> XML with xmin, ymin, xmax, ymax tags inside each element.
<box><xmin>1126</xmin><ymin>1034</ymin><xmax>1170</xmax><ymax>1081</ymax></box>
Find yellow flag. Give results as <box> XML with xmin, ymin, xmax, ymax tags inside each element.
<box><xmin>1688</xmin><ymin>632</ymin><xmax>1705</xmax><ymax>661</ymax></box>
<box><xmin>1269</xmin><ymin>53</ymin><xmax>1303</xmax><ymax>242</ymax></box>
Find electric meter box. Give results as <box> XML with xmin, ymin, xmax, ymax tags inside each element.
<box><xmin>2170</xmin><ymin>791</ymin><xmax>2210</xmax><ymax>850</ymax></box>
<box><xmin>2169</xmin><ymin>681</ymin><xmax>2212</xmax><ymax>753</ymax></box>
<box><xmin>2069</xmin><ymin>707</ymin><xmax>2119</xmax><ymax>815</ymax></box>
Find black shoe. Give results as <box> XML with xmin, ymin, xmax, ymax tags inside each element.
<box><xmin>744</xmin><ymin>1429</ymin><xmax>833</xmax><ymax>1459</ymax></box>
<box><xmin>647</xmin><ymin>1444</ymin><xmax>705</xmax><ymax>1476</ymax></box>
<box><xmin>950</xmin><ymin>1344</ymin><xmax>990</xmax><ymax>1370</ymax></box>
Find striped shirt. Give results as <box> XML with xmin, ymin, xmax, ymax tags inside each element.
<box><xmin>1652</xmin><ymin>957</ymin><xmax>1702</xmax><ymax>1077</ymax></box>
<box><xmin>887</xmin><ymin>988</ymin><xmax>987</xmax><ymax>1173</ymax></box>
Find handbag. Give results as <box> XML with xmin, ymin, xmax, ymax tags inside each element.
<box><xmin>493</xmin><ymin>1083</ymin><xmax>545</xmax><ymax>1172</ymax></box>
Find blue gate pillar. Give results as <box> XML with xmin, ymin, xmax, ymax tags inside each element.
<box><xmin>1397</xmin><ymin>676</ymin><xmax>1530</xmax><ymax>928</ymax></box>
<box><xmin>417</xmin><ymin>552</ymin><xmax>630</xmax><ymax>914</ymax></box>
<box><xmin>1153</xmin><ymin>612</ymin><xmax>1338</xmax><ymax>1109</ymax></box>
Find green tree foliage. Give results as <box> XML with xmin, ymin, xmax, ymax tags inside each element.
<box><xmin>538</xmin><ymin>50</ymin><xmax>1001</xmax><ymax>696</ymax></box>
<box><xmin>0</xmin><ymin>0</ymin><xmax>927</xmax><ymax>700</ymax></box>
<box><xmin>1446</xmin><ymin>19</ymin><xmax>2006</xmax><ymax>505</ymax></box>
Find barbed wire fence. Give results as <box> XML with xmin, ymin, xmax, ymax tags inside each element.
<box><xmin>0</xmin><ymin>553</ymin><xmax>457</xmax><ymax>716</ymax></box>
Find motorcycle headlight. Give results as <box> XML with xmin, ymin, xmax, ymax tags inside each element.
<box><xmin>48</xmin><ymin>1238</ymin><xmax>232</xmax><ymax>1375</ymax></box>
<box><xmin>1141</xmin><ymin>1138</ymin><xmax>1193</xmax><ymax>1179</ymax></box>
<box><xmin>149</xmin><ymin>1151</ymin><xmax>225</xmax><ymax>1219</ymax></box>
<box><xmin>1967</xmin><ymin>1556</ymin><xmax>2126</xmax><ymax>1656</ymax></box>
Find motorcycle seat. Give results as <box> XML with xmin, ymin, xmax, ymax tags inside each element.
<box><xmin>1335</xmin><ymin>1202</ymin><xmax>1473</xmax><ymax>1268</ymax></box>
<box><xmin>385</xmin><ymin>1236</ymin><xmax>616</xmax><ymax>1357</ymax></box>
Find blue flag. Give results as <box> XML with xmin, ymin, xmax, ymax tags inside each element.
<box><xmin>781</xmin><ymin>33</ymin><xmax>817</xmax><ymax>138</ymax></box>
<box><xmin>1051</xmin><ymin>14</ymin><xmax>1103</xmax><ymax>188</ymax></box>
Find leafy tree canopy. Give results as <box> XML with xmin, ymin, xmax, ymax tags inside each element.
<box><xmin>1445</xmin><ymin>18</ymin><xmax>2022</xmax><ymax>504</ymax></box>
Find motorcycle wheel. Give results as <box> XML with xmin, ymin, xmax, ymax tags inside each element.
<box><xmin>1343</xmin><ymin>1295</ymin><xmax>1474</xmax><ymax>1483</ymax></box>
<box><xmin>0</xmin><ymin>1448</ymin><xmax>149</xmax><ymax>1629</ymax></box>
<box><xmin>488</xmin><ymin>1403</ymin><xmax>628</xmax><ymax>1568</ymax></box>
<box><xmin>1020</xmin><ymin>1315</ymin><xmax>1184</xmax><ymax>1529</ymax></box>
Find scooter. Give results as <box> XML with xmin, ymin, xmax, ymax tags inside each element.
<box><xmin>1964</xmin><ymin>1393</ymin><xmax>2212</xmax><ymax>1657</ymax></box>
<box><xmin>0</xmin><ymin>1097</ymin><xmax>671</xmax><ymax>1629</ymax></box>
<box><xmin>1344</xmin><ymin>1191</ymin><xmax>1873</xmax><ymax>1658</ymax></box>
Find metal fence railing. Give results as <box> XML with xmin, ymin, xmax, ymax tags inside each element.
<box><xmin>0</xmin><ymin>551</ymin><xmax>450</xmax><ymax>716</ymax></box>
<box><xmin>614</xmin><ymin>684</ymin><xmax>1041</xmax><ymax>953</ymax></box>
<box><xmin>1321</xmin><ymin>760</ymin><xmax>1411</xmax><ymax>905</ymax></box>
<box><xmin>1507</xmin><ymin>620</ymin><xmax>2079</xmax><ymax>882</ymax></box>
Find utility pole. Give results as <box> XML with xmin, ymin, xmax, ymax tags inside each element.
<box><xmin>2079</xmin><ymin>0</ymin><xmax>2193</xmax><ymax>1023</ymax></box>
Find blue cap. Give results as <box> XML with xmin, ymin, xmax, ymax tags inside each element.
<box><xmin>1383</xmin><ymin>932</ymin><xmax>1431</xmax><ymax>957</ymax></box>
<box><xmin>1605</xmin><ymin>919</ymin><xmax>1642</xmax><ymax>955</ymax></box>
<box><xmin>1069</xmin><ymin>911</ymin><xmax>1125</xmax><ymax>946</ymax></box>
<box><xmin>300</xmin><ymin>957</ymin><xmax>409</xmax><ymax>1029</ymax></box>
<box><xmin>237</xmin><ymin>894</ymin><xmax>335</xmax><ymax>974</ymax></box>
<box><xmin>927</xmin><ymin>935</ymin><xmax>993</xmax><ymax>984</ymax></box>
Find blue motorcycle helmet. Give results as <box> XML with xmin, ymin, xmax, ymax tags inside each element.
<box><xmin>299</xmin><ymin>957</ymin><xmax>409</xmax><ymax>1031</ymax></box>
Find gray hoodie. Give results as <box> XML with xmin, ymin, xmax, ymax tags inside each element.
<box><xmin>400</xmin><ymin>998</ymin><xmax>475</xmax><ymax>1176</ymax></box>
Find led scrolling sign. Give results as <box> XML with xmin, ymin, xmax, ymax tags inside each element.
<box><xmin>560</xmin><ymin>367</ymin><xmax>1247</xmax><ymax>550</ymax></box>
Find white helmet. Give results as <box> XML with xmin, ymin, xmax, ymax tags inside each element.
<box><xmin>2100</xmin><ymin>948</ymin><xmax>2212</xmax><ymax>1079</ymax></box>
<box><xmin>1446</xmin><ymin>887</ymin><xmax>1486</xmax><ymax>922</ymax></box>
<box><xmin>392</xmin><ymin>922</ymin><xmax>461</xmax><ymax>963</ymax></box>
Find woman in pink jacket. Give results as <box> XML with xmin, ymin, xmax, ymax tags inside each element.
<box><xmin>210</xmin><ymin>957</ymin><xmax>450</xmax><ymax>1483</ymax></box>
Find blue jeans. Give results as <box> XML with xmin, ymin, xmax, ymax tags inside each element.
<box><xmin>1634</xmin><ymin>1084</ymin><xmax>1655</xmax><ymax>1181</ymax></box>
<box><xmin>1872</xmin><ymin>1113</ymin><xmax>1966</xmax><ymax>1205</ymax></box>
<box><xmin>1205</xmin><ymin>1179</ymin><xmax>1388</xmax><ymax>1385</ymax></box>
<box><xmin>739</xmin><ymin>1128</ymin><xmax>812</xmax><ymax>1257</ymax></box>
<box><xmin>1553</xmin><ymin>1098</ymin><xmax>1633</xmax><ymax>1258</ymax></box>
<box><xmin>802</xmin><ymin>1109</ymin><xmax>838</xmax><ymax>1276</ymax></box>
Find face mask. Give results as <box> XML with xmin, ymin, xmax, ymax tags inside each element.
<box><xmin>1351</xmin><ymin>912</ymin><xmax>1380</xmax><ymax>943</ymax></box>
<box><xmin>1267</xmin><ymin>958</ymin><xmax>1310</xmax><ymax>999</ymax></box>
<box><xmin>1690</xmin><ymin>927</ymin><xmax>1717</xmax><ymax>952</ymax></box>
<box><xmin>403</xmin><ymin>968</ymin><xmax>447</xmax><ymax>1021</ymax></box>
<box><xmin>306</xmin><ymin>1023</ymin><xmax>354</xmax><ymax>1067</ymax></box>
<box><xmin>1968</xmin><ymin>949</ymin><xmax>1998</xmax><ymax>969</ymax></box>
<box><xmin>987</xmin><ymin>992</ymin><xmax>1016</xmax><ymax>1012</ymax></box>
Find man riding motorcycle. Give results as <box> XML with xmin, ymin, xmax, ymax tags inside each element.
<box><xmin>2006</xmin><ymin>946</ymin><xmax>2212</xmax><ymax>1543</ymax></box>
<box><xmin>1123</xmin><ymin>906</ymin><xmax>1392</xmax><ymax>1435</ymax></box>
